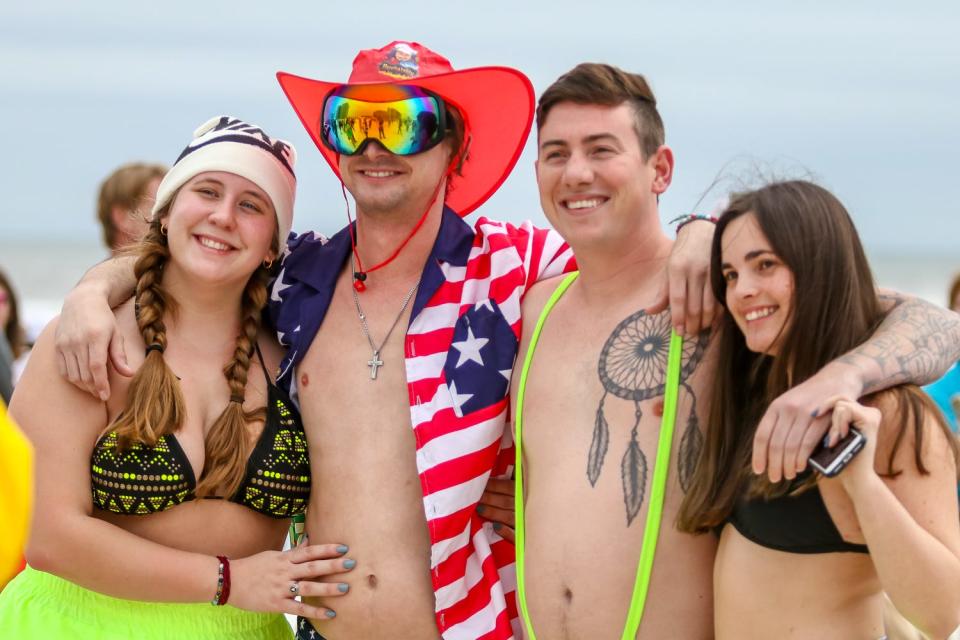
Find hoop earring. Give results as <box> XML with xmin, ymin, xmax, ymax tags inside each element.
<box><xmin>262</xmin><ymin>258</ymin><xmax>274</xmax><ymax>269</ymax></box>
<box><xmin>160</xmin><ymin>225</ymin><xmax>168</xmax><ymax>236</ymax></box>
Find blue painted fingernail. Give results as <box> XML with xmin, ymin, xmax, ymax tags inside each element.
<box><xmin>338</xmin><ymin>583</ymin><xmax>349</xmax><ymax>593</ymax></box>
<box><xmin>810</xmin><ymin>408</ymin><xmax>819</xmax><ymax>417</ymax></box>
<box><xmin>344</xmin><ymin>559</ymin><xmax>356</xmax><ymax>569</ymax></box>
<box><xmin>325</xmin><ymin>610</ymin><xmax>337</xmax><ymax>618</ymax></box>
<box><xmin>493</xmin><ymin>522</ymin><xmax>502</xmax><ymax>531</ymax></box>
<box><xmin>476</xmin><ymin>505</ymin><xmax>485</xmax><ymax>514</ymax></box>
<box><xmin>336</xmin><ymin>545</ymin><xmax>348</xmax><ymax>554</ymax></box>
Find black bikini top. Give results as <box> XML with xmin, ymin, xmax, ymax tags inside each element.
<box><xmin>91</xmin><ymin>345</ymin><xmax>310</xmax><ymax>519</ymax></box>
<box><xmin>727</xmin><ymin>473</ymin><xmax>868</xmax><ymax>554</ymax></box>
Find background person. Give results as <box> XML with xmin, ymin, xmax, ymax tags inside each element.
<box><xmin>0</xmin><ymin>268</ymin><xmax>27</xmax><ymax>401</ymax></box>
<box><xmin>950</xmin><ymin>273</ymin><xmax>960</xmax><ymax>314</ymax></box>
<box><xmin>0</xmin><ymin>401</ymin><xmax>31</xmax><ymax>590</ymax></box>
<box><xmin>926</xmin><ymin>272</ymin><xmax>960</xmax><ymax>432</ymax></box>
<box><xmin>97</xmin><ymin>161</ymin><xmax>167</xmax><ymax>255</ymax></box>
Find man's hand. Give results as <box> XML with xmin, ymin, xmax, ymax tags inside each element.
<box><xmin>477</xmin><ymin>477</ymin><xmax>515</xmax><ymax>543</ymax></box>
<box><xmin>755</xmin><ymin>290</ymin><xmax>960</xmax><ymax>482</ymax></box>
<box><xmin>646</xmin><ymin>219</ymin><xmax>717</xmax><ymax>336</ymax></box>
<box><xmin>752</xmin><ymin>362</ymin><xmax>862</xmax><ymax>482</ymax></box>
<box><xmin>54</xmin><ymin>282</ymin><xmax>132</xmax><ymax>401</ymax></box>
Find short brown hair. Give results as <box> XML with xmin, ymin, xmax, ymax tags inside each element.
<box><xmin>96</xmin><ymin>162</ymin><xmax>167</xmax><ymax>250</ymax></box>
<box><xmin>949</xmin><ymin>273</ymin><xmax>960</xmax><ymax>311</ymax></box>
<box><xmin>444</xmin><ymin>103</ymin><xmax>469</xmax><ymax>188</ymax></box>
<box><xmin>536</xmin><ymin>63</ymin><xmax>665</xmax><ymax>159</ymax></box>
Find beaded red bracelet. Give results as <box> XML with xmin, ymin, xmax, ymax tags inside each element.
<box><xmin>670</xmin><ymin>213</ymin><xmax>718</xmax><ymax>234</ymax></box>
<box><xmin>211</xmin><ymin>555</ymin><xmax>231</xmax><ymax>606</ymax></box>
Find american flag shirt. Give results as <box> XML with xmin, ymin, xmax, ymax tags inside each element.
<box><xmin>269</xmin><ymin>206</ymin><xmax>574</xmax><ymax>639</ymax></box>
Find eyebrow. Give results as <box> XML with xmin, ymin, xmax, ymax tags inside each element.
<box><xmin>240</xmin><ymin>190</ymin><xmax>268</xmax><ymax>202</ymax></box>
<box><xmin>720</xmin><ymin>249</ymin><xmax>776</xmax><ymax>270</ymax></box>
<box><xmin>745</xmin><ymin>249</ymin><xmax>776</xmax><ymax>261</ymax></box>
<box><xmin>194</xmin><ymin>178</ymin><xmax>266</xmax><ymax>201</ymax></box>
<box><xmin>539</xmin><ymin>132</ymin><xmax>621</xmax><ymax>150</ymax></box>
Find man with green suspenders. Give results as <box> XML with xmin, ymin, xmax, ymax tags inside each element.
<box><xmin>477</xmin><ymin>63</ymin><xmax>960</xmax><ymax>639</ymax></box>
<box><xmin>506</xmin><ymin>63</ymin><xmax>718</xmax><ymax>640</ymax></box>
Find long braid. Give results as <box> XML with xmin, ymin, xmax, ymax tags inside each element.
<box><xmin>194</xmin><ymin>264</ymin><xmax>270</xmax><ymax>497</ymax></box>
<box><xmin>111</xmin><ymin>216</ymin><xmax>186</xmax><ymax>449</ymax></box>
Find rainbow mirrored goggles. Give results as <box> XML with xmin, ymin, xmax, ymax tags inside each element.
<box><xmin>320</xmin><ymin>85</ymin><xmax>448</xmax><ymax>156</ymax></box>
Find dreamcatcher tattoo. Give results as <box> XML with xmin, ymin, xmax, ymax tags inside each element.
<box><xmin>592</xmin><ymin>310</ymin><xmax>707</xmax><ymax>526</ymax></box>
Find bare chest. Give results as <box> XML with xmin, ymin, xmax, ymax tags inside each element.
<box><xmin>297</xmin><ymin>285</ymin><xmax>416</xmax><ymax>453</ymax></box>
<box><xmin>520</xmin><ymin>304</ymin><xmax>692</xmax><ymax>518</ymax></box>
<box><xmin>294</xmin><ymin>284</ymin><xmax>441</xmax><ymax>636</ymax></box>
<box><xmin>518</xmin><ymin>300</ymin><xmax>715</xmax><ymax>635</ymax></box>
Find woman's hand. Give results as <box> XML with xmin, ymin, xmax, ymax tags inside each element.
<box><xmin>477</xmin><ymin>477</ymin><xmax>515</xmax><ymax>543</ymax></box>
<box><xmin>820</xmin><ymin>396</ymin><xmax>882</xmax><ymax>489</ymax></box>
<box><xmin>230</xmin><ymin>543</ymin><xmax>355</xmax><ymax>619</ymax></box>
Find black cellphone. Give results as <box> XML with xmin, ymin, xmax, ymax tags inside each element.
<box><xmin>808</xmin><ymin>427</ymin><xmax>866</xmax><ymax>477</ymax></box>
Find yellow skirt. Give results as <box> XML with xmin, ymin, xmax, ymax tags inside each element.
<box><xmin>0</xmin><ymin>566</ymin><xmax>293</xmax><ymax>639</ymax></box>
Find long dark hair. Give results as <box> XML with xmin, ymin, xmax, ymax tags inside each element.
<box><xmin>0</xmin><ymin>269</ymin><xmax>26</xmax><ymax>358</ymax></box>
<box><xmin>677</xmin><ymin>180</ymin><xmax>957</xmax><ymax>533</ymax></box>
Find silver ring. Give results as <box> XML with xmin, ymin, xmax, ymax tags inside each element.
<box><xmin>289</xmin><ymin>582</ymin><xmax>300</xmax><ymax>595</ymax></box>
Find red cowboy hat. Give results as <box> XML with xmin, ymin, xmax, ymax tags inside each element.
<box><xmin>277</xmin><ymin>41</ymin><xmax>534</xmax><ymax>217</ymax></box>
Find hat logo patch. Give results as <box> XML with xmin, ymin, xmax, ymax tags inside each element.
<box><xmin>378</xmin><ymin>42</ymin><xmax>419</xmax><ymax>79</ymax></box>
<box><xmin>180</xmin><ymin>116</ymin><xmax>295</xmax><ymax>175</ymax></box>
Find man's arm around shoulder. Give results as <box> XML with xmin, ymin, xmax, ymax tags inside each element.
<box><xmin>55</xmin><ymin>256</ymin><xmax>137</xmax><ymax>400</ymax></box>
<box><xmin>754</xmin><ymin>290</ymin><xmax>960</xmax><ymax>482</ymax></box>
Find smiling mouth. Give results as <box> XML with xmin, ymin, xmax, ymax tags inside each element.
<box><xmin>744</xmin><ymin>306</ymin><xmax>777</xmax><ymax>321</ymax></box>
<box><xmin>562</xmin><ymin>197</ymin><xmax>606</xmax><ymax>211</ymax></box>
<box><xmin>360</xmin><ymin>169</ymin><xmax>402</xmax><ymax>178</ymax></box>
<box><xmin>196</xmin><ymin>235</ymin><xmax>233</xmax><ymax>252</ymax></box>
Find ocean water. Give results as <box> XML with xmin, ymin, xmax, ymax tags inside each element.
<box><xmin>0</xmin><ymin>239</ymin><xmax>956</xmax><ymax>341</ymax></box>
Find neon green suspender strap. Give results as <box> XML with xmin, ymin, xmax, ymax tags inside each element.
<box><xmin>514</xmin><ymin>271</ymin><xmax>685</xmax><ymax>640</ymax></box>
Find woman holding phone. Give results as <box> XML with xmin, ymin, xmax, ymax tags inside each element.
<box><xmin>678</xmin><ymin>180</ymin><xmax>960</xmax><ymax>639</ymax></box>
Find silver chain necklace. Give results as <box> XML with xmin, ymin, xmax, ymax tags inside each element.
<box><xmin>349</xmin><ymin>258</ymin><xmax>420</xmax><ymax>380</ymax></box>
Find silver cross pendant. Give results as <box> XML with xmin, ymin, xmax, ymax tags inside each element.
<box><xmin>368</xmin><ymin>351</ymin><xmax>384</xmax><ymax>379</ymax></box>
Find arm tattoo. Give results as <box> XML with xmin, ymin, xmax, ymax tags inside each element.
<box><xmin>593</xmin><ymin>310</ymin><xmax>707</xmax><ymax>525</ymax></box>
<box><xmin>838</xmin><ymin>293</ymin><xmax>960</xmax><ymax>394</ymax></box>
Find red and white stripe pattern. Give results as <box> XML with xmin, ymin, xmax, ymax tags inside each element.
<box><xmin>404</xmin><ymin>217</ymin><xmax>573</xmax><ymax>638</ymax></box>
<box><xmin>271</xmin><ymin>214</ymin><xmax>573</xmax><ymax>638</ymax></box>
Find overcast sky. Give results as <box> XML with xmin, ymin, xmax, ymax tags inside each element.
<box><xmin>1</xmin><ymin>0</ymin><xmax>957</xmax><ymax>254</ymax></box>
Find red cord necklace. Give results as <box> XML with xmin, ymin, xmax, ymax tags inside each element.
<box><xmin>342</xmin><ymin>174</ymin><xmax>447</xmax><ymax>292</ymax></box>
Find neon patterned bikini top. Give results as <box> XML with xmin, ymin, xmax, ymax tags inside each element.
<box><xmin>91</xmin><ymin>345</ymin><xmax>310</xmax><ymax>519</ymax></box>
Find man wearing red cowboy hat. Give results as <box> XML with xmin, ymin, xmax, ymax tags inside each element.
<box><xmin>54</xmin><ymin>42</ymin><xmax>724</xmax><ymax>639</ymax></box>
<box><xmin>270</xmin><ymin>42</ymin><xmax>596</xmax><ymax>640</ymax></box>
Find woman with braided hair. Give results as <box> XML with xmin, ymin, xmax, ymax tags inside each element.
<box><xmin>0</xmin><ymin>117</ymin><xmax>353</xmax><ymax>638</ymax></box>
